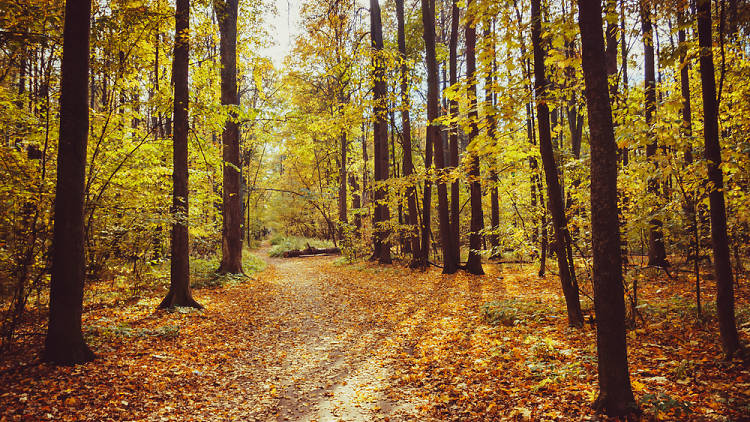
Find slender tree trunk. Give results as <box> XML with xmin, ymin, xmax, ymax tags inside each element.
<box><xmin>696</xmin><ymin>0</ymin><xmax>742</xmax><ymax>359</ymax></box>
<box><xmin>216</xmin><ymin>0</ymin><xmax>243</xmax><ymax>274</ymax></box>
<box><xmin>160</xmin><ymin>0</ymin><xmax>201</xmax><ymax>309</ymax></box>
<box><xmin>448</xmin><ymin>0</ymin><xmax>460</xmax><ymax>264</ymax></box>
<box><xmin>641</xmin><ymin>2</ymin><xmax>668</xmax><ymax>268</ymax></box>
<box><xmin>531</xmin><ymin>0</ymin><xmax>582</xmax><ymax>327</ymax></box>
<box><xmin>350</xmin><ymin>174</ymin><xmax>361</xmax><ymax>233</ymax></box>
<box><xmin>577</xmin><ymin>0</ymin><xmax>638</xmax><ymax>415</ymax></box>
<box><xmin>396</xmin><ymin>0</ymin><xmax>420</xmax><ymax>265</ymax></box>
<box><xmin>485</xmin><ymin>20</ymin><xmax>500</xmax><ymax>258</ymax></box>
<box><xmin>43</xmin><ymin>0</ymin><xmax>96</xmax><ymax>365</ymax></box>
<box><xmin>422</xmin><ymin>0</ymin><xmax>456</xmax><ymax>273</ymax></box>
<box><xmin>678</xmin><ymin>10</ymin><xmax>701</xmax><ymax>316</ymax></box>
<box><xmin>370</xmin><ymin>0</ymin><xmax>391</xmax><ymax>264</ymax></box>
<box><xmin>464</xmin><ymin>0</ymin><xmax>484</xmax><ymax>275</ymax></box>
<box><xmin>338</xmin><ymin>131</ymin><xmax>348</xmax><ymax>231</ymax></box>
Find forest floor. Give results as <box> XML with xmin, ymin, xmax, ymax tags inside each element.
<box><xmin>1</xmin><ymin>246</ymin><xmax>749</xmax><ymax>421</ymax></box>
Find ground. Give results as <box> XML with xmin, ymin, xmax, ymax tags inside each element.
<box><xmin>1</xmin><ymin>248</ymin><xmax>748</xmax><ymax>421</ymax></box>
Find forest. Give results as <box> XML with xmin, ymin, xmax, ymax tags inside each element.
<box><xmin>0</xmin><ymin>0</ymin><xmax>749</xmax><ymax>419</ymax></box>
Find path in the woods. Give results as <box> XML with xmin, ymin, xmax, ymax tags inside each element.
<box><xmin>235</xmin><ymin>249</ymin><xmax>421</xmax><ymax>421</ymax></box>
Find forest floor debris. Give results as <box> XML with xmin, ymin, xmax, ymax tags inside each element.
<box><xmin>1</xmin><ymin>249</ymin><xmax>748</xmax><ymax>421</ymax></box>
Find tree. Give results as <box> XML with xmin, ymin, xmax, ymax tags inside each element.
<box><xmin>43</xmin><ymin>0</ymin><xmax>96</xmax><ymax>365</ymax></box>
<box><xmin>395</xmin><ymin>0</ymin><xmax>420</xmax><ymax>265</ymax></box>
<box><xmin>448</xmin><ymin>0</ymin><xmax>460</xmax><ymax>265</ymax></box>
<box><xmin>641</xmin><ymin>1</ymin><xmax>668</xmax><ymax>268</ymax></box>
<box><xmin>422</xmin><ymin>0</ymin><xmax>457</xmax><ymax>274</ymax></box>
<box><xmin>160</xmin><ymin>0</ymin><xmax>202</xmax><ymax>309</ymax></box>
<box><xmin>215</xmin><ymin>0</ymin><xmax>243</xmax><ymax>275</ymax></box>
<box><xmin>464</xmin><ymin>0</ymin><xmax>484</xmax><ymax>275</ymax></box>
<box><xmin>696</xmin><ymin>0</ymin><xmax>742</xmax><ymax>359</ymax></box>
<box><xmin>530</xmin><ymin>0</ymin><xmax>582</xmax><ymax>327</ymax></box>
<box><xmin>484</xmin><ymin>19</ymin><xmax>500</xmax><ymax>258</ymax></box>
<box><xmin>370</xmin><ymin>0</ymin><xmax>391</xmax><ymax>264</ymax></box>
<box><xmin>577</xmin><ymin>0</ymin><xmax>638</xmax><ymax>415</ymax></box>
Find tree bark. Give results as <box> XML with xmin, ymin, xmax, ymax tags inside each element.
<box><xmin>370</xmin><ymin>0</ymin><xmax>391</xmax><ymax>264</ymax></box>
<box><xmin>448</xmin><ymin>0</ymin><xmax>460</xmax><ymax>264</ymax></box>
<box><xmin>578</xmin><ymin>0</ymin><xmax>638</xmax><ymax>415</ymax></box>
<box><xmin>422</xmin><ymin>0</ymin><xmax>457</xmax><ymax>274</ymax></box>
<box><xmin>696</xmin><ymin>0</ymin><xmax>742</xmax><ymax>359</ymax></box>
<box><xmin>485</xmin><ymin>19</ymin><xmax>500</xmax><ymax>258</ymax></box>
<box><xmin>641</xmin><ymin>2</ymin><xmax>668</xmax><ymax>268</ymax></box>
<box><xmin>216</xmin><ymin>0</ymin><xmax>243</xmax><ymax>275</ymax></box>
<box><xmin>531</xmin><ymin>0</ymin><xmax>582</xmax><ymax>327</ymax></box>
<box><xmin>160</xmin><ymin>0</ymin><xmax>201</xmax><ymax>309</ymax></box>
<box><xmin>464</xmin><ymin>0</ymin><xmax>484</xmax><ymax>275</ymax></box>
<box><xmin>43</xmin><ymin>0</ymin><xmax>96</xmax><ymax>365</ymax></box>
<box><xmin>395</xmin><ymin>0</ymin><xmax>420</xmax><ymax>265</ymax></box>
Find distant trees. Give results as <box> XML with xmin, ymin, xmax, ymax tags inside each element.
<box><xmin>43</xmin><ymin>0</ymin><xmax>95</xmax><ymax>365</ymax></box>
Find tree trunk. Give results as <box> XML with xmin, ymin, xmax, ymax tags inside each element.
<box><xmin>338</xmin><ymin>131</ymin><xmax>348</xmax><ymax>233</ymax></box>
<box><xmin>448</xmin><ymin>0</ymin><xmax>460</xmax><ymax>264</ymax></box>
<box><xmin>464</xmin><ymin>0</ymin><xmax>484</xmax><ymax>275</ymax></box>
<box><xmin>370</xmin><ymin>0</ymin><xmax>391</xmax><ymax>264</ymax></box>
<box><xmin>160</xmin><ymin>0</ymin><xmax>201</xmax><ymax>309</ymax></box>
<box><xmin>423</xmin><ymin>0</ymin><xmax>457</xmax><ymax>274</ymax></box>
<box><xmin>216</xmin><ymin>0</ymin><xmax>243</xmax><ymax>275</ymax></box>
<box><xmin>577</xmin><ymin>0</ymin><xmax>638</xmax><ymax>415</ymax></box>
<box><xmin>641</xmin><ymin>2</ymin><xmax>668</xmax><ymax>268</ymax></box>
<box><xmin>396</xmin><ymin>0</ymin><xmax>421</xmax><ymax>265</ymax></box>
<box><xmin>485</xmin><ymin>20</ymin><xmax>500</xmax><ymax>258</ymax></box>
<box><xmin>696</xmin><ymin>0</ymin><xmax>742</xmax><ymax>359</ymax></box>
<box><xmin>678</xmin><ymin>10</ymin><xmax>701</xmax><ymax>316</ymax></box>
<box><xmin>531</xmin><ymin>0</ymin><xmax>582</xmax><ymax>327</ymax></box>
<box><xmin>43</xmin><ymin>0</ymin><xmax>96</xmax><ymax>365</ymax></box>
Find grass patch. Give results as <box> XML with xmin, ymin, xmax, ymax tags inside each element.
<box><xmin>481</xmin><ymin>298</ymin><xmax>550</xmax><ymax>326</ymax></box>
<box><xmin>191</xmin><ymin>248</ymin><xmax>267</xmax><ymax>289</ymax></box>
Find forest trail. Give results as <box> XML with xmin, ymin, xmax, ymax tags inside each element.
<box><xmin>3</xmin><ymin>249</ymin><xmax>749</xmax><ymax>420</ymax></box>
<box><xmin>236</xmin><ymin>248</ymin><xmax>423</xmax><ymax>421</ymax></box>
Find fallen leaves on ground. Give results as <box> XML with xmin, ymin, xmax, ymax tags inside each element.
<box><xmin>1</xmin><ymin>252</ymin><xmax>748</xmax><ymax>421</ymax></box>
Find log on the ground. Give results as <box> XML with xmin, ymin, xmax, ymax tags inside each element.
<box><xmin>282</xmin><ymin>247</ymin><xmax>341</xmax><ymax>258</ymax></box>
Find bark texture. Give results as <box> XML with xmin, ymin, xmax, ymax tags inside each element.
<box><xmin>578</xmin><ymin>0</ymin><xmax>638</xmax><ymax>415</ymax></box>
<box><xmin>422</xmin><ymin>0</ymin><xmax>456</xmax><ymax>273</ymax></box>
<box><xmin>531</xmin><ymin>0</ymin><xmax>582</xmax><ymax>327</ymax></box>
<box><xmin>370</xmin><ymin>0</ymin><xmax>391</xmax><ymax>264</ymax></box>
<box><xmin>216</xmin><ymin>0</ymin><xmax>243</xmax><ymax>275</ymax></box>
<box><xmin>696</xmin><ymin>0</ymin><xmax>742</xmax><ymax>359</ymax></box>
<box><xmin>465</xmin><ymin>0</ymin><xmax>484</xmax><ymax>275</ymax></box>
<box><xmin>160</xmin><ymin>0</ymin><xmax>201</xmax><ymax>310</ymax></box>
<box><xmin>44</xmin><ymin>0</ymin><xmax>96</xmax><ymax>365</ymax></box>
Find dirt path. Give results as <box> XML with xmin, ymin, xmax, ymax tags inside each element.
<box><xmin>231</xmin><ymin>250</ymin><xmax>421</xmax><ymax>421</ymax></box>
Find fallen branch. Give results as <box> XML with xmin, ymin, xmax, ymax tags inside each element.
<box><xmin>282</xmin><ymin>247</ymin><xmax>341</xmax><ymax>258</ymax></box>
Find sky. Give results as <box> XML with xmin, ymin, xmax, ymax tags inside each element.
<box><xmin>259</xmin><ymin>0</ymin><xmax>305</xmax><ymax>67</ymax></box>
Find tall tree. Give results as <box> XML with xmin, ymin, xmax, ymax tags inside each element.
<box><xmin>216</xmin><ymin>0</ymin><xmax>243</xmax><ymax>275</ymax></box>
<box><xmin>696</xmin><ymin>0</ymin><xmax>742</xmax><ymax>359</ymax></box>
<box><xmin>448</xmin><ymin>0</ymin><xmax>460</xmax><ymax>264</ymax></box>
<box><xmin>484</xmin><ymin>19</ymin><xmax>500</xmax><ymax>257</ymax></box>
<box><xmin>641</xmin><ymin>2</ymin><xmax>668</xmax><ymax>267</ymax></box>
<box><xmin>531</xmin><ymin>0</ymin><xmax>582</xmax><ymax>327</ymax></box>
<box><xmin>43</xmin><ymin>0</ymin><xmax>96</xmax><ymax>365</ymax></box>
<box><xmin>395</xmin><ymin>0</ymin><xmax>420</xmax><ymax>264</ymax></box>
<box><xmin>370</xmin><ymin>0</ymin><xmax>391</xmax><ymax>264</ymax></box>
<box><xmin>160</xmin><ymin>0</ymin><xmax>202</xmax><ymax>309</ymax></box>
<box><xmin>578</xmin><ymin>0</ymin><xmax>638</xmax><ymax>415</ymax></box>
<box><xmin>464</xmin><ymin>0</ymin><xmax>484</xmax><ymax>275</ymax></box>
<box><xmin>422</xmin><ymin>0</ymin><xmax>457</xmax><ymax>273</ymax></box>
